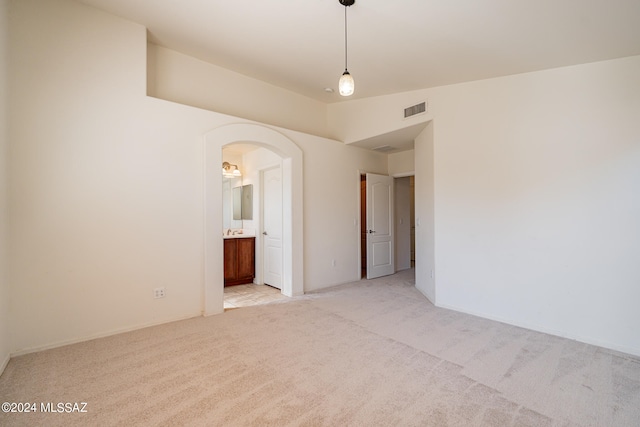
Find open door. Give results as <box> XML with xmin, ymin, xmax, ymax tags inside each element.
<box><xmin>262</xmin><ymin>166</ymin><xmax>283</xmax><ymax>289</ymax></box>
<box><xmin>366</xmin><ymin>173</ymin><xmax>395</xmax><ymax>279</ymax></box>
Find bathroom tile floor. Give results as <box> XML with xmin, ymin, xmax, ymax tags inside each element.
<box><xmin>224</xmin><ymin>283</ymin><xmax>288</xmax><ymax>310</ymax></box>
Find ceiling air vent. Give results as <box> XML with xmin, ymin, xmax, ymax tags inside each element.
<box><xmin>372</xmin><ymin>145</ymin><xmax>395</xmax><ymax>153</ymax></box>
<box><xmin>404</xmin><ymin>101</ymin><xmax>426</xmax><ymax>119</ymax></box>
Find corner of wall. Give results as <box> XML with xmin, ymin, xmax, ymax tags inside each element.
<box><xmin>413</xmin><ymin>121</ymin><xmax>435</xmax><ymax>303</ymax></box>
<box><xmin>0</xmin><ymin>0</ymin><xmax>10</xmax><ymax>375</ymax></box>
<box><xmin>388</xmin><ymin>149</ymin><xmax>415</xmax><ymax>176</ymax></box>
<box><xmin>146</xmin><ymin>41</ymin><xmax>157</xmax><ymax>97</ymax></box>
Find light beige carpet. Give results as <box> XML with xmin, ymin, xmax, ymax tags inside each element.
<box><xmin>1</xmin><ymin>269</ymin><xmax>639</xmax><ymax>426</ymax></box>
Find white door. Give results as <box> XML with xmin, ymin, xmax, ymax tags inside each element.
<box><xmin>262</xmin><ymin>166</ymin><xmax>283</xmax><ymax>289</ymax></box>
<box><xmin>366</xmin><ymin>173</ymin><xmax>395</xmax><ymax>279</ymax></box>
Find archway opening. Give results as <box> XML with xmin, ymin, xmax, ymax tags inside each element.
<box><xmin>203</xmin><ymin>124</ymin><xmax>304</xmax><ymax>315</ymax></box>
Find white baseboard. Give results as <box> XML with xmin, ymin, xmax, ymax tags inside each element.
<box><xmin>0</xmin><ymin>352</ymin><xmax>9</xmax><ymax>377</ymax></box>
<box><xmin>10</xmin><ymin>312</ymin><xmax>202</xmax><ymax>357</ymax></box>
<box><xmin>436</xmin><ymin>301</ymin><xmax>640</xmax><ymax>358</ymax></box>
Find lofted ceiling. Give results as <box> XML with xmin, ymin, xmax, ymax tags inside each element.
<box><xmin>78</xmin><ymin>0</ymin><xmax>640</xmax><ymax>104</ymax></box>
<box><xmin>77</xmin><ymin>0</ymin><xmax>640</xmax><ymax>153</ymax></box>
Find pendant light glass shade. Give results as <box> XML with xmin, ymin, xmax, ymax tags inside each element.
<box><xmin>338</xmin><ymin>0</ymin><xmax>355</xmax><ymax>97</ymax></box>
<box><xmin>339</xmin><ymin>70</ymin><xmax>354</xmax><ymax>96</ymax></box>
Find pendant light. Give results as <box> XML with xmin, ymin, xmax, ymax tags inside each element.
<box><xmin>338</xmin><ymin>0</ymin><xmax>355</xmax><ymax>96</ymax></box>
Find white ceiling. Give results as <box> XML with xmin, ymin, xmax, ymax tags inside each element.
<box><xmin>78</xmin><ymin>0</ymin><xmax>640</xmax><ymax>104</ymax></box>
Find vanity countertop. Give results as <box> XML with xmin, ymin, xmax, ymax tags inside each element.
<box><xmin>223</xmin><ymin>229</ymin><xmax>255</xmax><ymax>239</ymax></box>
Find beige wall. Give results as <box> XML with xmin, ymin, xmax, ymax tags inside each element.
<box><xmin>9</xmin><ymin>0</ymin><xmax>212</xmax><ymax>354</ymax></box>
<box><xmin>7</xmin><ymin>0</ymin><xmax>640</xmax><ymax>358</ymax></box>
<box><xmin>7</xmin><ymin>0</ymin><xmax>386</xmax><ymax>354</ymax></box>
<box><xmin>433</xmin><ymin>57</ymin><xmax>640</xmax><ymax>355</ymax></box>
<box><xmin>296</xmin><ymin>138</ymin><xmax>387</xmax><ymax>290</ymax></box>
<box><xmin>0</xmin><ymin>0</ymin><xmax>9</xmax><ymax>374</ymax></box>
<box><xmin>388</xmin><ymin>150</ymin><xmax>415</xmax><ymax>176</ymax></box>
<box><xmin>389</xmin><ymin>151</ymin><xmax>416</xmax><ymax>274</ymax></box>
<box><xmin>394</xmin><ymin>177</ymin><xmax>412</xmax><ymax>271</ymax></box>
<box><xmin>328</xmin><ymin>91</ymin><xmax>432</xmax><ymax>146</ymax></box>
<box><xmin>414</xmin><ymin>123</ymin><xmax>435</xmax><ymax>303</ymax></box>
<box><xmin>148</xmin><ymin>44</ymin><xmax>331</xmax><ymax>139</ymax></box>
<box><xmin>237</xmin><ymin>141</ymin><xmax>387</xmax><ymax>291</ymax></box>
<box><xmin>337</xmin><ymin>57</ymin><xmax>640</xmax><ymax>355</ymax></box>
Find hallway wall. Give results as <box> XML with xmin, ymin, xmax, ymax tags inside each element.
<box><xmin>394</xmin><ymin>177</ymin><xmax>412</xmax><ymax>271</ymax></box>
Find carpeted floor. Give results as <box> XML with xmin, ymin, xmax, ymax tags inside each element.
<box><xmin>1</xmin><ymin>269</ymin><xmax>639</xmax><ymax>426</ymax></box>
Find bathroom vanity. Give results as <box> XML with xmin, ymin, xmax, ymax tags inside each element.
<box><xmin>222</xmin><ymin>172</ymin><xmax>255</xmax><ymax>286</ymax></box>
<box><xmin>223</xmin><ymin>236</ymin><xmax>255</xmax><ymax>286</ymax></box>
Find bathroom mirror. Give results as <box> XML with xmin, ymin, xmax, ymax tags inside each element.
<box><xmin>241</xmin><ymin>184</ymin><xmax>253</xmax><ymax>220</ymax></box>
<box><xmin>232</xmin><ymin>186</ymin><xmax>242</xmax><ymax>220</ymax></box>
<box><xmin>223</xmin><ymin>176</ymin><xmax>243</xmax><ymax>229</ymax></box>
<box><xmin>232</xmin><ymin>184</ymin><xmax>253</xmax><ymax>220</ymax></box>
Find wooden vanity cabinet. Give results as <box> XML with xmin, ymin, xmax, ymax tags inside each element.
<box><xmin>224</xmin><ymin>237</ymin><xmax>255</xmax><ymax>286</ymax></box>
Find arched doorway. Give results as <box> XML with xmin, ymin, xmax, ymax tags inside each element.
<box><xmin>203</xmin><ymin>123</ymin><xmax>304</xmax><ymax>315</ymax></box>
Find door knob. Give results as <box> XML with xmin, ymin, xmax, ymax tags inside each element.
<box><xmin>262</xmin><ymin>231</ymin><xmax>268</xmax><ymax>235</ymax></box>
<box><xmin>368</xmin><ymin>230</ymin><xmax>376</xmax><ymax>234</ymax></box>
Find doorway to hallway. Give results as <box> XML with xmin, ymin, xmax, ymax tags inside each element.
<box><xmin>360</xmin><ymin>174</ymin><xmax>415</xmax><ymax>278</ymax></box>
<box><xmin>360</xmin><ymin>172</ymin><xmax>396</xmax><ymax>279</ymax></box>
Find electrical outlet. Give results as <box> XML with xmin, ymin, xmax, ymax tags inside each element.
<box><xmin>154</xmin><ymin>287</ymin><xmax>166</xmax><ymax>299</ymax></box>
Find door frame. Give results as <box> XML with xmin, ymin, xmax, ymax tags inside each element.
<box><xmin>260</xmin><ymin>164</ymin><xmax>283</xmax><ymax>289</ymax></box>
<box><xmin>204</xmin><ymin>123</ymin><xmax>304</xmax><ymax>316</ymax></box>
<box><xmin>365</xmin><ymin>172</ymin><xmax>395</xmax><ymax>279</ymax></box>
<box><xmin>358</xmin><ymin>170</ymin><xmax>415</xmax><ymax>280</ymax></box>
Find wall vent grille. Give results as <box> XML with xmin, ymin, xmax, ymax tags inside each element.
<box><xmin>372</xmin><ymin>145</ymin><xmax>395</xmax><ymax>153</ymax></box>
<box><xmin>404</xmin><ymin>101</ymin><xmax>426</xmax><ymax>118</ymax></box>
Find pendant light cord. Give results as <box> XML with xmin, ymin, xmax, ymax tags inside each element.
<box><xmin>344</xmin><ymin>5</ymin><xmax>348</xmax><ymax>71</ymax></box>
